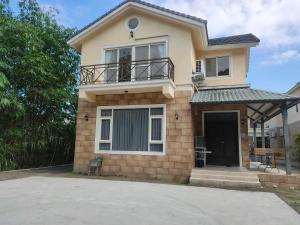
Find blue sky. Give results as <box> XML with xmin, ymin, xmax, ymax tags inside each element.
<box><xmin>9</xmin><ymin>0</ymin><xmax>300</xmax><ymax>93</ymax></box>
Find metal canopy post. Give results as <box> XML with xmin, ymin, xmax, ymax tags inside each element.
<box><xmin>253</xmin><ymin>123</ymin><xmax>257</xmax><ymax>148</ymax></box>
<box><xmin>281</xmin><ymin>103</ymin><xmax>292</xmax><ymax>175</ymax></box>
<box><xmin>261</xmin><ymin>118</ymin><xmax>265</xmax><ymax>148</ymax></box>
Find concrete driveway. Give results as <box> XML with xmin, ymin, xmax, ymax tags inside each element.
<box><xmin>0</xmin><ymin>177</ymin><xmax>299</xmax><ymax>225</ymax></box>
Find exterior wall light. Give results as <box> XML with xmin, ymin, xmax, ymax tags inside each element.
<box><xmin>175</xmin><ymin>112</ymin><xmax>179</xmax><ymax>120</ymax></box>
<box><xmin>84</xmin><ymin>114</ymin><xmax>89</xmax><ymax>121</ymax></box>
<box><xmin>241</xmin><ymin>118</ymin><xmax>246</xmax><ymax>125</ymax></box>
<box><xmin>130</xmin><ymin>31</ymin><xmax>134</xmax><ymax>38</ymax></box>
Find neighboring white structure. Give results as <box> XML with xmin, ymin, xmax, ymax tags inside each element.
<box><xmin>266</xmin><ymin>82</ymin><xmax>300</xmax><ymax>158</ymax></box>
<box><xmin>248</xmin><ymin>120</ymin><xmax>270</xmax><ymax>147</ymax></box>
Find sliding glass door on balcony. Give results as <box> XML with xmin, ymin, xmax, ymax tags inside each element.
<box><xmin>104</xmin><ymin>42</ymin><xmax>166</xmax><ymax>83</ymax></box>
<box><xmin>105</xmin><ymin>48</ymin><xmax>132</xmax><ymax>82</ymax></box>
<box><xmin>135</xmin><ymin>46</ymin><xmax>149</xmax><ymax>81</ymax></box>
<box><xmin>118</xmin><ymin>48</ymin><xmax>132</xmax><ymax>82</ymax></box>
<box><xmin>105</xmin><ymin>49</ymin><xmax>118</xmax><ymax>83</ymax></box>
<box><xmin>150</xmin><ymin>43</ymin><xmax>166</xmax><ymax>79</ymax></box>
<box><xmin>135</xmin><ymin>43</ymin><xmax>166</xmax><ymax>80</ymax></box>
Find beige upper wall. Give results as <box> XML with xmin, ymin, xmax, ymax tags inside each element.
<box><xmin>80</xmin><ymin>10</ymin><xmax>248</xmax><ymax>87</ymax></box>
<box><xmin>196</xmin><ymin>48</ymin><xmax>248</xmax><ymax>86</ymax></box>
<box><xmin>81</xmin><ymin>11</ymin><xmax>194</xmax><ymax>86</ymax></box>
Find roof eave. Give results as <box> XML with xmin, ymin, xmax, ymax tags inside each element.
<box><xmin>287</xmin><ymin>82</ymin><xmax>300</xmax><ymax>94</ymax></box>
<box><xmin>190</xmin><ymin>98</ymin><xmax>299</xmax><ymax>105</ymax></box>
<box><xmin>205</xmin><ymin>42</ymin><xmax>259</xmax><ymax>50</ymax></box>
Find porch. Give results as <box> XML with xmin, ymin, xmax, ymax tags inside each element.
<box><xmin>190</xmin><ymin>85</ymin><xmax>300</xmax><ymax>178</ymax></box>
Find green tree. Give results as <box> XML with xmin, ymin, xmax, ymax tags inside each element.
<box><xmin>294</xmin><ymin>134</ymin><xmax>300</xmax><ymax>162</ymax></box>
<box><xmin>0</xmin><ymin>0</ymin><xmax>79</xmax><ymax>170</ymax></box>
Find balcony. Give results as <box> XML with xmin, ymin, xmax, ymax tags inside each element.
<box><xmin>79</xmin><ymin>58</ymin><xmax>175</xmax><ymax>102</ymax></box>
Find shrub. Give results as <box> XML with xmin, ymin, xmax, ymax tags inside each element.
<box><xmin>294</xmin><ymin>134</ymin><xmax>300</xmax><ymax>162</ymax></box>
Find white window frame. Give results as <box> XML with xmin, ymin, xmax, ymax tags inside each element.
<box><xmin>95</xmin><ymin>104</ymin><xmax>166</xmax><ymax>155</ymax></box>
<box><xmin>203</xmin><ymin>55</ymin><xmax>231</xmax><ymax>78</ymax></box>
<box><xmin>104</xmin><ymin>49</ymin><xmax>118</xmax><ymax>83</ymax></box>
<box><xmin>195</xmin><ymin>59</ymin><xmax>205</xmax><ymax>73</ymax></box>
<box><xmin>98</xmin><ymin>110</ymin><xmax>113</xmax><ymax>150</ymax></box>
<box><xmin>103</xmin><ymin>42</ymin><xmax>167</xmax><ymax>82</ymax></box>
<box><xmin>149</xmin><ymin>108</ymin><xmax>164</xmax><ymax>151</ymax></box>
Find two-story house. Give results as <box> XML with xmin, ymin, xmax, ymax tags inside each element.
<box><xmin>68</xmin><ymin>0</ymin><xmax>300</xmax><ymax>181</ymax></box>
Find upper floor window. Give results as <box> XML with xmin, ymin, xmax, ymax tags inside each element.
<box><xmin>205</xmin><ymin>56</ymin><xmax>230</xmax><ymax>77</ymax></box>
<box><xmin>195</xmin><ymin>60</ymin><xmax>202</xmax><ymax>73</ymax></box>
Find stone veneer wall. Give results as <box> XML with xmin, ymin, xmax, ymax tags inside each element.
<box><xmin>192</xmin><ymin>104</ymin><xmax>250</xmax><ymax>167</ymax></box>
<box><xmin>74</xmin><ymin>91</ymin><xmax>194</xmax><ymax>182</ymax></box>
<box><xmin>258</xmin><ymin>173</ymin><xmax>300</xmax><ymax>189</ymax></box>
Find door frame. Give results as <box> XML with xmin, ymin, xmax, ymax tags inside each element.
<box><xmin>202</xmin><ymin>110</ymin><xmax>242</xmax><ymax>167</ymax></box>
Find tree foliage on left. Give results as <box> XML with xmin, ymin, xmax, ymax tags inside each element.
<box><xmin>0</xmin><ymin>0</ymin><xmax>80</xmax><ymax>170</ymax></box>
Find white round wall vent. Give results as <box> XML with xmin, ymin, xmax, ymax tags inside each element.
<box><xmin>127</xmin><ymin>17</ymin><xmax>139</xmax><ymax>30</ymax></box>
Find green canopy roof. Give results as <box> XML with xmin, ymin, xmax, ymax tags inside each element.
<box><xmin>191</xmin><ymin>87</ymin><xmax>300</xmax><ymax>123</ymax></box>
<box><xmin>191</xmin><ymin>87</ymin><xmax>299</xmax><ymax>104</ymax></box>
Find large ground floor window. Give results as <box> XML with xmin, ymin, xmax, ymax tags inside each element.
<box><xmin>95</xmin><ymin>104</ymin><xmax>166</xmax><ymax>154</ymax></box>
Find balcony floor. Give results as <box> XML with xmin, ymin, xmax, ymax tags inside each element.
<box><xmin>78</xmin><ymin>79</ymin><xmax>176</xmax><ymax>102</ymax></box>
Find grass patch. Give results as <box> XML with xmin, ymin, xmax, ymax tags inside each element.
<box><xmin>273</xmin><ymin>188</ymin><xmax>300</xmax><ymax>214</ymax></box>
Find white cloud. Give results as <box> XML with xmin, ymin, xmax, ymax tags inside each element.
<box><xmin>262</xmin><ymin>49</ymin><xmax>300</xmax><ymax>64</ymax></box>
<box><xmin>151</xmin><ymin>0</ymin><xmax>300</xmax><ymax>48</ymax></box>
<box><xmin>40</xmin><ymin>3</ymin><xmax>75</xmax><ymax>27</ymax></box>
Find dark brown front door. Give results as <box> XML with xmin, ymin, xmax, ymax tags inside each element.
<box><xmin>204</xmin><ymin>112</ymin><xmax>239</xmax><ymax>166</ymax></box>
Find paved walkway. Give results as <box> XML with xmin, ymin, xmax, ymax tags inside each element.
<box><xmin>0</xmin><ymin>176</ymin><xmax>299</xmax><ymax>225</ymax></box>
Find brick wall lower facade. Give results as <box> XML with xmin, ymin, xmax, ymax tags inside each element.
<box><xmin>74</xmin><ymin>91</ymin><xmax>251</xmax><ymax>182</ymax></box>
<box><xmin>74</xmin><ymin>91</ymin><xmax>194</xmax><ymax>182</ymax></box>
<box><xmin>192</xmin><ymin>104</ymin><xmax>250</xmax><ymax>167</ymax></box>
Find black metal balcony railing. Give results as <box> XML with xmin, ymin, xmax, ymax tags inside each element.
<box><xmin>80</xmin><ymin>57</ymin><xmax>174</xmax><ymax>85</ymax></box>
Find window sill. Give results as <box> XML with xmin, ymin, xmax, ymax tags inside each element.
<box><xmin>205</xmin><ymin>75</ymin><xmax>232</xmax><ymax>80</ymax></box>
<box><xmin>94</xmin><ymin>150</ymin><xmax>165</xmax><ymax>156</ymax></box>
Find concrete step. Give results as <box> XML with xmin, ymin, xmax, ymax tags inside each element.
<box><xmin>191</xmin><ymin>173</ymin><xmax>259</xmax><ymax>182</ymax></box>
<box><xmin>191</xmin><ymin>169</ymin><xmax>258</xmax><ymax>177</ymax></box>
<box><xmin>190</xmin><ymin>177</ymin><xmax>261</xmax><ymax>188</ymax></box>
<box><xmin>190</xmin><ymin>168</ymin><xmax>261</xmax><ymax>188</ymax></box>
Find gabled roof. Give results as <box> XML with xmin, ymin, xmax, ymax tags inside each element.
<box><xmin>208</xmin><ymin>33</ymin><xmax>260</xmax><ymax>46</ymax></box>
<box><xmin>68</xmin><ymin>0</ymin><xmax>259</xmax><ymax>50</ymax></box>
<box><xmin>70</xmin><ymin>0</ymin><xmax>207</xmax><ymax>40</ymax></box>
<box><xmin>191</xmin><ymin>87</ymin><xmax>298</xmax><ymax>104</ymax></box>
<box><xmin>68</xmin><ymin>0</ymin><xmax>208</xmax><ymax>47</ymax></box>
